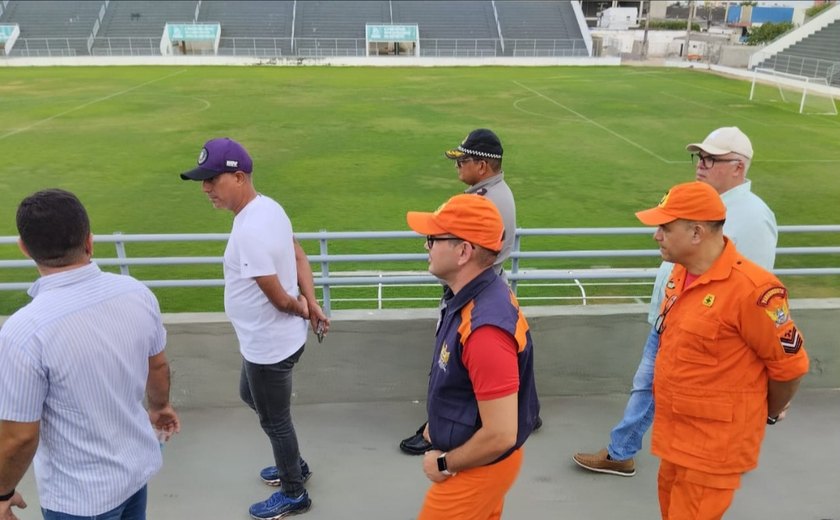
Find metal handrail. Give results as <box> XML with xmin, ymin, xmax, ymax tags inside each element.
<box><xmin>2</xmin><ymin>226</ymin><xmax>839</xmax><ymax>311</ymax></box>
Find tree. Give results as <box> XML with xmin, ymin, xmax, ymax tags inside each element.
<box><xmin>746</xmin><ymin>21</ymin><xmax>794</xmax><ymax>45</ymax></box>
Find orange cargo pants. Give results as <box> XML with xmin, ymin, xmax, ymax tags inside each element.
<box><xmin>418</xmin><ymin>448</ymin><xmax>523</xmax><ymax>520</ymax></box>
<box><xmin>658</xmin><ymin>459</ymin><xmax>741</xmax><ymax>520</ymax></box>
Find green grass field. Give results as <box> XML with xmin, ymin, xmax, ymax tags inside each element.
<box><xmin>1</xmin><ymin>65</ymin><xmax>838</xmax><ymax>314</ymax></box>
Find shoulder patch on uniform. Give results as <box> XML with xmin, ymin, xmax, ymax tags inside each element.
<box><xmin>757</xmin><ymin>286</ymin><xmax>787</xmax><ymax>307</ymax></box>
<box><xmin>475</xmin><ymin>188</ymin><xmax>488</xmax><ymax>196</ymax></box>
<box><xmin>779</xmin><ymin>325</ymin><xmax>803</xmax><ymax>354</ymax></box>
<box><xmin>764</xmin><ymin>299</ymin><xmax>790</xmax><ymax>327</ymax></box>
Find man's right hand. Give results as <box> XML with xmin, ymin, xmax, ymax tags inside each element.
<box><xmin>0</xmin><ymin>492</ymin><xmax>27</xmax><ymax>520</ymax></box>
<box><xmin>149</xmin><ymin>404</ymin><xmax>181</xmax><ymax>442</ymax></box>
<box><xmin>297</xmin><ymin>295</ymin><xmax>310</xmax><ymax>319</ymax></box>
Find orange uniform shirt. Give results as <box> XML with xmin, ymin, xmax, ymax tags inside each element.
<box><xmin>652</xmin><ymin>238</ymin><xmax>809</xmax><ymax>475</ymax></box>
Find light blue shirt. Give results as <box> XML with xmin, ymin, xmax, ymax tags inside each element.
<box><xmin>0</xmin><ymin>263</ymin><xmax>165</xmax><ymax>516</ymax></box>
<box><xmin>647</xmin><ymin>180</ymin><xmax>778</xmax><ymax>323</ymax></box>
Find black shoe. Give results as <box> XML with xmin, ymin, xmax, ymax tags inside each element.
<box><xmin>399</xmin><ymin>424</ymin><xmax>432</xmax><ymax>455</ymax></box>
<box><xmin>534</xmin><ymin>416</ymin><xmax>543</xmax><ymax>432</ymax></box>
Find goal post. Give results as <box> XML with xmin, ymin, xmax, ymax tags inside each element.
<box><xmin>749</xmin><ymin>67</ymin><xmax>838</xmax><ymax>116</ymax></box>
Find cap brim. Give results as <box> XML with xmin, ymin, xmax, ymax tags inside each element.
<box><xmin>444</xmin><ymin>148</ymin><xmax>466</xmax><ymax>160</ymax></box>
<box><xmin>180</xmin><ymin>167</ymin><xmax>222</xmax><ymax>181</ymax></box>
<box><xmin>685</xmin><ymin>142</ymin><xmax>731</xmax><ymax>155</ymax></box>
<box><xmin>406</xmin><ymin>211</ymin><xmax>448</xmax><ymax>236</ymax></box>
<box><xmin>635</xmin><ymin>207</ymin><xmax>677</xmax><ymax>226</ymax></box>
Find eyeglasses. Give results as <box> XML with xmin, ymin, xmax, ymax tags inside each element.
<box><xmin>654</xmin><ymin>295</ymin><xmax>678</xmax><ymax>334</ymax></box>
<box><xmin>691</xmin><ymin>153</ymin><xmax>741</xmax><ymax>169</ymax></box>
<box><xmin>426</xmin><ymin>236</ymin><xmax>464</xmax><ymax>249</ymax></box>
<box><xmin>456</xmin><ymin>157</ymin><xmax>483</xmax><ymax>168</ymax></box>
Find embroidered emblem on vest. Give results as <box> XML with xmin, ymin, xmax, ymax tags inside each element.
<box><xmin>438</xmin><ymin>342</ymin><xmax>451</xmax><ymax>371</ymax></box>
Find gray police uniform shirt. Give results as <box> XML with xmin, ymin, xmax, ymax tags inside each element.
<box><xmin>466</xmin><ymin>172</ymin><xmax>516</xmax><ymax>275</ymax></box>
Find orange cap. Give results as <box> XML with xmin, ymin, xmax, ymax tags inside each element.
<box><xmin>636</xmin><ymin>181</ymin><xmax>726</xmax><ymax>226</ymax></box>
<box><xmin>406</xmin><ymin>194</ymin><xmax>503</xmax><ymax>252</ymax></box>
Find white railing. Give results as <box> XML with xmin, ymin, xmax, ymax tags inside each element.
<box><xmin>508</xmin><ymin>38</ymin><xmax>589</xmax><ymax>57</ymax></box>
<box><xmin>2</xmin><ymin>226</ymin><xmax>839</xmax><ymax>312</ymax></box>
<box><xmin>9</xmin><ymin>38</ymin><xmax>85</xmax><ymax>56</ymax></box>
<box><xmin>2</xmin><ymin>37</ymin><xmax>598</xmax><ymax>59</ymax></box>
<box><xmin>755</xmin><ymin>53</ymin><xmax>840</xmax><ymax>85</ymax></box>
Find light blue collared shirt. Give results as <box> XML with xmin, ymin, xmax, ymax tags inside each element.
<box><xmin>647</xmin><ymin>180</ymin><xmax>778</xmax><ymax>323</ymax></box>
<box><xmin>0</xmin><ymin>263</ymin><xmax>165</xmax><ymax>516</ymax></box>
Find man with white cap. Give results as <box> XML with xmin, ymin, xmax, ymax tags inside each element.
<box><xmin>573</xmin><ymin>127</ymin><xmax>778</xmax><ymax>477</ymax></box>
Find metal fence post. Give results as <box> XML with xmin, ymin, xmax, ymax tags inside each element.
<box><xmin>511</xmin><ymin>231</ymin><xmax>521</xmax><ymax>295</ymax></box>
<box><xmin>113</xmin><ymin>232</ymin><xmax>129</xmax><ymax>275</ymax></box>
<box><xmin>319</xmin><ymin>231</ymin><xmax>331</xmax><ymax>315</ymax></box>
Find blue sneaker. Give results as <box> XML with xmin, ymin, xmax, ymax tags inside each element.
<box><xmin>260</xmin><ymin>459</ymin><xmax>312</xmax><ymax>486</ymax></box>
<box><xmin>249</xmin><ymin>490</ymin><xmax>311</xmax><ymax>519</ymax></box>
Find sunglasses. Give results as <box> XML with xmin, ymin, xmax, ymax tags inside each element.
<box><xmin>426</xmin><ymin>236</ymin><xmax>464</xmax><ymax>248</ymax></box>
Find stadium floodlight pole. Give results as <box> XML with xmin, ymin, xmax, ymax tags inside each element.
<box><xmin>685</xmin><ymin>0</ymin><xmax>694</xmax><ymax>60</ymax></box>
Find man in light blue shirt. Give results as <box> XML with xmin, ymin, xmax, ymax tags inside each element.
<box><xmin>0</xmin><ymin>189</ymin><xmax>180</xmax><ymax>519</ymax></box>
<box><xmin>573</xmin><ymin>127</ymin><xmax>777</xmax><ymax>476</ymax></box>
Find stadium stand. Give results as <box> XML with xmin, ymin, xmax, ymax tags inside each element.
<box><xmin>93</xmin><ymin>1</ymin><xmax>197</xmax><ymax>55</ymax></box>
<box><xmin>756</xmin><ymin>19</ymin><xmax>840</xmax><ymax>87</ymax></box>
<box><xmin>496</xmin><ymin>0</ymin><xmax>587</xmax><ymax>56</ymax></box>
<box><xmin>2</xmin><ymin>0</ymin><xmax>102</xmax><ymax>57</ymax></box>
<box><xmin>0</xmin><ymin>0</ymin><xmax>590</xmax><ymax>58</ymax></box>
<box><xmin>199</xmin><ymin>0</ymin><xmax>294</xmax><ymax>57</ymax></box>
<box><xmin>392</xmin><ymin>0</ymin><xmax>499</xmax><ymax>56</ymax></box>
<box><xmin>295</xmin><ymin>1</ymin><xmax>389</xmax><ymax>57</ymax></box>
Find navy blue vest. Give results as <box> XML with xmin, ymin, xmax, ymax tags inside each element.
<box><xmin>427</xmin><ymin>268</ymin><xmax>540</xmax><ymax>461</ymax></box>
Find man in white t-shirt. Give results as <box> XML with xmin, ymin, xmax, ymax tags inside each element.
<box><xmin>181</xmin><ymin>138</ymin><xmax>329</xmax><ymax>519</ymax></box>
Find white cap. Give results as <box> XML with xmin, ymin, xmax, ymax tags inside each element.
<box><xmin>685</xmin><ymin>126</ymin><xmax>753</xmax><ymax>159</ymax></box>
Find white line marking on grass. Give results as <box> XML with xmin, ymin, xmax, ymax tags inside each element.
<box><xmin>0</xmin><ymin>69</ymin><xmax>188</xmax><ymax>141</ymax></box>
<box><xmin>514</xmin><ymin>80</ymin><xmax>675</xmax><ymax>164</ymax></box>
<box><xmin>512</xmin><ymin>97</ymin><xmax>588</xmax><ymax>122</ymax></box>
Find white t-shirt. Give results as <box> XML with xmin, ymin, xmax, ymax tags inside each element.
<box><xmin>224</xmin><ymin>194</ymin><xmax>307</xmax><ymax>364</ymax></box>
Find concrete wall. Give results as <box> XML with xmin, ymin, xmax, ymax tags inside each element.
<box><xmin>719</xmin><ymin>44</ymin><xmax>757</xmax><ymax>68</ymax></box>
<box><xmin>163</xmin><ymin>300</ymin><xmax>840</xmax><ymax>409</ymax></box>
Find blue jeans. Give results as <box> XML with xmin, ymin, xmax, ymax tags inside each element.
<box><xmin>42</xmin><ymin>486</ymin><xmax>146</xmax><ymax>520</ymax></box>
<box><xmin>608</xmin><ymin>326</ymin><xmax>660</xmax><ymax>461</ymax></box>
<box><xmin>240</xmin><ymin>346</ymin><xmax>306</xmax><ymax>497</ymax></box>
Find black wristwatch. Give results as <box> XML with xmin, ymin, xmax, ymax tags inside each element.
<box><xmin>437</xmin><ymin>453</ymin><xmax>455</xmax><ymax>476</ymax></box>
<box><xmin>0</xmin><ymin>488</ymin><xmax>15</xmax><ymax>502</ymax></box>
<box><xmin>767</xmin><ymin>415</ymin><xmax>780</xmax><ymax>425</ymax></box>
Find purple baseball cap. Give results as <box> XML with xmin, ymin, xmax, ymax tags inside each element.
<box><xmin>180</xmin><ymin>138</ymin><xmax>253</xmax><ymax>180</ymax></box>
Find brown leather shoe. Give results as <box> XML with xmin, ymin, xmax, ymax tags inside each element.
<box><xmin>572</xmin><ymin>448</ymin><xmax>636</xmax><ymax>476</ymax></box>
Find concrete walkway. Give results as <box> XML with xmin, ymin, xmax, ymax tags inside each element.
<box><xmin>14</xmin><ymin>389</ymin><xmax>839</xmax><ymax>520</ymax></box>
<box><xmin>8</xmin><ymin>303</ymin><xmax>840</xmax><ymax>519</ymax></box>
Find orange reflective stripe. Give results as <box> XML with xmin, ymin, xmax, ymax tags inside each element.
<box><xmin>508</xmin><ymin>292</ymin><xmax>528</xmax><ymax>352</ymax></box>
<box><xmin>458</xmin><ymin>300</ymin><xmax>475</xmax><ymax>345</ymax></box>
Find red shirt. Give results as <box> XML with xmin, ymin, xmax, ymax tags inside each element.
<box><xmin>462</xmin><ymin>325</ymin><xmax>520</xmax><ymax>401</ymax></box>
